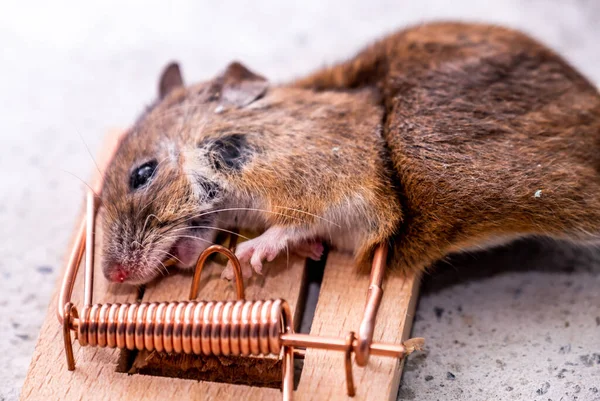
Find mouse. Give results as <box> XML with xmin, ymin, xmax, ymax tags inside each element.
<box><xmin>99</xmin><ymin>21</ymin><xmax>600</xmax><ymax>286</ymax></box>
<box><xmin>100</xmin><ymin>62</ymin><xmax>398</xmax><ymax>284</ymax></box>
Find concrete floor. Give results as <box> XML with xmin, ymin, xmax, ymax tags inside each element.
<box><xmin>400</xmin><ymin>239</ymin><xmax>600</xmax><ymax>401</ymax></box>
<box><xmin>1</xmin><ymin>1</ymin><xmax>599</xmax><ymax>400</ymax></box>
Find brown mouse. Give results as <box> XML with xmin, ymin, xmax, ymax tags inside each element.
<box><xmin>99</xmin><ymin>21</ymin><xmax>600</xmax><ymax>286</ymax></box>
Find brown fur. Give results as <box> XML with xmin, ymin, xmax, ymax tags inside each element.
<box><xmin>101</xmin><ymin>21</ymin><xmax>600</xmax><ymax>284</ymax></box>
<box><xmin>294</xmin><ymin>22</ymin><xmax>600</xmax><ymax>273</ymax></box>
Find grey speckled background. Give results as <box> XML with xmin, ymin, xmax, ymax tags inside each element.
<box><xmin>1</xmin><ymin>1</ymin><xmax>599</xmax><ymax>400</ymax></box>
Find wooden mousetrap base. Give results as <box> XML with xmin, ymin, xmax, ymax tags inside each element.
<box><xmin>20</xmin><ymin>130</ymin><xmax>421</xmax><ymax>401</ymax></box>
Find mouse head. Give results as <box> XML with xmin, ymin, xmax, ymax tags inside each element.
<box><xmin>100</xmin><ymin>61</ymin><xmax>268</xmax><ymax>285</ymax></box>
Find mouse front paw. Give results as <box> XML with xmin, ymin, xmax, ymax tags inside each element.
<box><xmin>221</xmin><ymin>235</ymin><xmax>283</xmax><ymax>280</ymax></box>
<box><xmin>221</xmin><ymin>226</ymin><xmax>324</xmax><ymax>281</ymax></box>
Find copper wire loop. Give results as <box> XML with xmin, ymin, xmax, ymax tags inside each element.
<box><xmin>189</xmin><ymin>245</ymin><xmax>245</xmax><ymax>301</ymax></box>
<box><xmin>77</xmin><ymin>299</ymin><xmax>293</xmax><ymax>358</ymax></box>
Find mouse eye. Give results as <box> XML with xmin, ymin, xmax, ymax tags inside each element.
<box><xmin>130</xmin><ymin>160</ymin><xmax>158</xmax><ymax>190</ymax></box>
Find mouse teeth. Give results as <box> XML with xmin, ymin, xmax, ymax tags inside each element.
<box><xmin>163</xmin><ymin>257</ymin><xmax>178</xmax><ymax>267</ymax></box>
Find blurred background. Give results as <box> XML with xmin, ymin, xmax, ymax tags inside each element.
<box><xmin>1</xmin><ymin>1</ymin><xmax>599</xmax><ymax>400</ymax></box>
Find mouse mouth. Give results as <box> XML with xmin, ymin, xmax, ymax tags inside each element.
<box><xmin>160</xmin><ymin>236</ymin><xmax>204</xmax><ymax>269</ymax></box>
<box><xmin>163</xmin><ymin>254</ymin><xmax>179</xmax><ymax>268</ymax></box>
<box><xmin>162</xmin><ymin>241</ymin><xmax>182</xmax><ymax>268</ymax></box>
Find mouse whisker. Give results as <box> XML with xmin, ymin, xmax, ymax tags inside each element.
<box><xmin>155</xmin><ymin>234</ymin><xmax>217</xmax><ymax>248</ymax></box>
<box><xmin>143</xmin><ymin>254</ymin><xmax>167</xmax><ymax>277</ymax></box>
<box><xmin>131</xmin><ymin>240</ymin><xmax>147</xmax><ymax>251</ymax></box>
<box><xmin>61</xmin><ymin>170</ymin><xmax>104</xmax><ymax>202</ymax></box>
<box><xmin>77</xmin><ymin>131</ymin><xmax>103</xmax><ymax>179</ymax></box>
<box><xmin>78</xmin><ymin>130</ymin><xmax>117</xmax><ymax>196</ymax></box>
<box><xmin>172</xmin><ymin>208</ymin><xmax>310</xmax><ymax>226</ymax></box>
<box><xmin>151</xmin><ymin>248</ymin><xmax>183</xmax><ymax>264</ymax></box>
<box><xmin>149</xmin><ymin>256</ymin><xmax>170</xmax><ymax>277</ymax></box>
<box><xmin>62</xmin><ymin>170</ymin><xmax>121</xmax><ymax>224</ymax></box>
<box><xmin>141</xmin><ymin>213</ymin><xmax>163</xmax><ymax>236</ymax></box>
<box><xmin>167</xmin><ymin>225</ymin><xmax>251</xmax><ymax>240</ymax></box>
<box><xmin>272</xmin><ymin>205</ymin><xmax>340</xmax><ymax>227</ymax></box>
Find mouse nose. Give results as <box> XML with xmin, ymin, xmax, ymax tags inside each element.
<box><xmin>107</xmin><ymin>264</ymin><xmax>129</xmax><ymax>283</ymax></box>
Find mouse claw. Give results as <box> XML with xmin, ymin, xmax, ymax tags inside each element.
<box><xmin>250</xmin><ymin>253</ymin><xmax>264</xmax><ymax>275</ymax></box>
<box><xmin>222</xmin><ymin>260</ymin><xmax>254</xmax><ymax>280</ymax></box>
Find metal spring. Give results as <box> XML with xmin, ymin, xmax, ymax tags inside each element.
<box><xmin>77</xmin><ymin>299</ymin><xmax>292</xmax><ymax>357</ymax></box>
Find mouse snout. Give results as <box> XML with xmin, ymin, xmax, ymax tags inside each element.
<box><xmin>105</xmin><ymin>264</ymin><xmax>130</xmax><ymax>283</ymax></box>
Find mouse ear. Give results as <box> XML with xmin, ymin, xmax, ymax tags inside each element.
<box><xmin>159</xmin><ymin>62</ymin><xmax>184</xmax><ymax>99</ymax></box>
<box><xmin>210</xmin><ymin>62</ymin><xmax>268</xmax><ymax>108</ymax></box>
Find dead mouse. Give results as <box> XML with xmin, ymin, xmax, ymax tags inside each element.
<box><xmin>99</xmin><ymin>22</ymin><xmax>600</xmax><ymax>286</ymax></box>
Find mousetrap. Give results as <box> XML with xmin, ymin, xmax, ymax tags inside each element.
<box><xmin>21</xmin><ymin>130</ymin><xmax>423</xmax><ymax>401</ymax></box>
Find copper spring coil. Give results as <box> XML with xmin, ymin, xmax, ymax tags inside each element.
<box><xmin>77</xmin><ymin>299</ymin><xmax>292</xmax><ymax>357</ymax></box>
